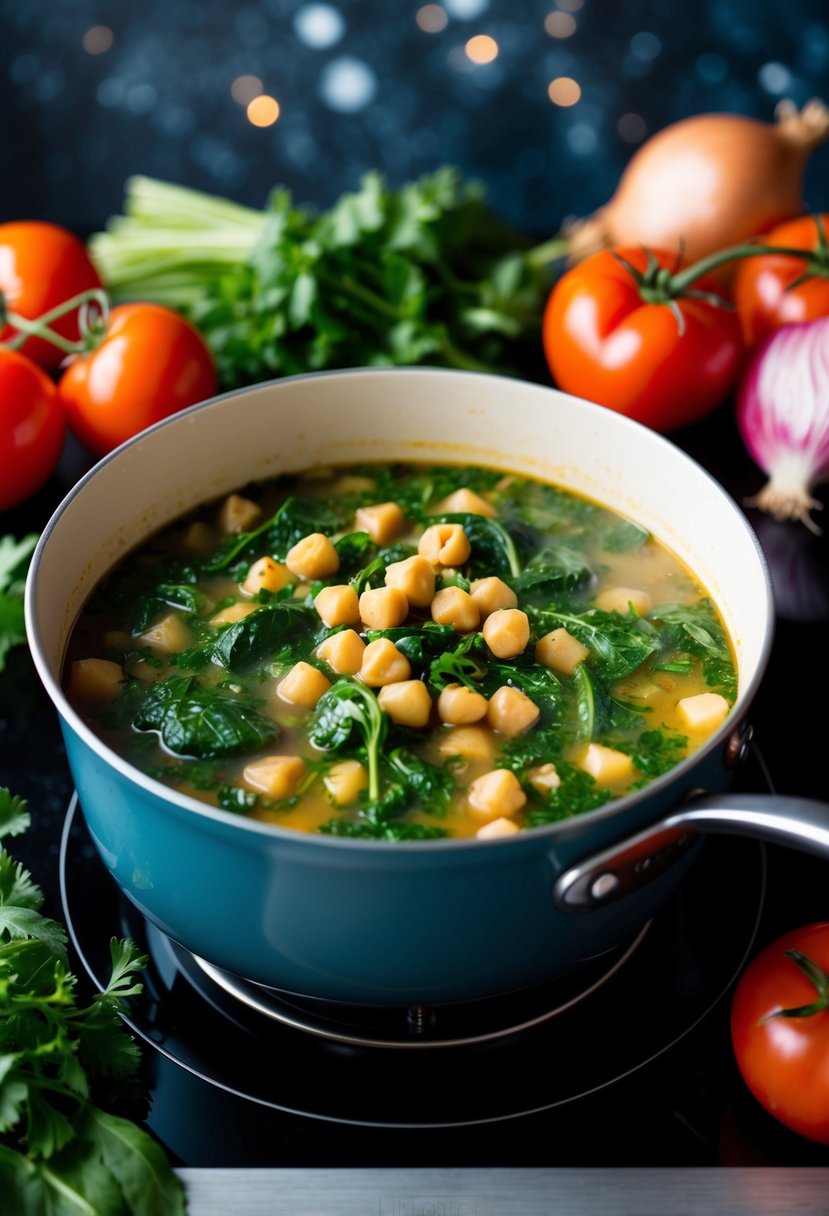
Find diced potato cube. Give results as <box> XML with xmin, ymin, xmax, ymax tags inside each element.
<box><xmin>384</xmin><ymin>555</ymin><xmax>436</xmax><ymax>609</ymax></box>
<box><xmin>438</xmin><ymin>725</ymin><xmax>495</xmax><ymax>765</ymax></box>
<box><xmin>323</xmin><ymin>759</ymin><xmax>368</xmax><ymax>806</ymax></box>
<box><xmin>527</xmin><ymin>763</ymin><xmax>561</xmax><ymax>794</ymax></box>
<box><xmin>331</xmin><ymin>474</ymin><xmax>376</xmax><ymax>496</ymax></box>
<box><xmin>535</xmin><ymin>628</ymin><xmax>590</xmax><ymax>675</ymax></box>
<box><xmin>355</xmin><ymin>502</ymin><xmax>406</xmax><ymax>545</ymax></box>
<box><xmin>314</xmin><ymin>584</ymin><xmax>360</xmax><ymax>627</ymax></box>
<box><xmin>580</xmin><ymin>743</ymin><xmax>634</xmax><ymax>787</ymax></box>
<box><xmin>430</xmin><ymin>587</ymin><xmax>479</xmax><ymax>633</ymax></box>
<box><xmin>68</xmin><ymin>658</ymin><xmax>124</xmax><ymax>701</ymax></box>
<box><xmin>242</xmin><ymin>556</ymin><xmax>292</xmax><ymax>596</ymax></box>
<box><xmin>437</xmin><ymin>683</ymin><xmax>488</xmax><ymax>725</ymax></box>
<box><xmin>243</xmin><ymin>755</ymin><xmax>306</xmax><ymax>798</ymax></box>
<box><xmin>218</xmin><ymin>493</ymin><xmax>261</xmax><ymax>534</ymax></box>
<box><xmin>180</xmin><ymin>521</ymin><xmax>216</xmax><ymax>555</ymax></box>
<box><xmin>210</xmin><ymin>602</ymin><xmax>259</xmax><ymax>626</ymax></box>
<box><xmin>467</xmin><ymin>768</ymin><xmax>527</xmax><ymax>823</ymax></box>
<box><xmin>434</xmin><ymin>488</ymin><xmax>497</xmax><ymax>518</ymax></box>
<box><xmin>359</xmin><ymin>586</ymin><xmax>409</xmax><ymax>630</ymax></box>
<box><xmin>676</xmin><ymin>692</ymin><xmax>730</xmax><ymax>733</ymax></box>
<box><xmin>483</xmin><ymin>608</ymin><xmax>530</xmax><ymax>659</ymax></box>
<box><xmin>316</xmin><ymin>629</ymin><xmax>366</xmax><ymax>675</ymax></box>
<box><xmin>103</xmin><ymin>630</ymin><xmax>132</xmax><ymax>652</ymax></box>
<box><xmin>277</xmin><ymin>661</ymin><xmax>331</xmax><ymax>708</ymax></box>
<box><xmin>476</xmin><ymin>816</ymin><xmax>521</xmax><ymax>840</ymax></box>
<box><xmin>138</xmin><ymin>613</ymin><xmax>191</xmax><ymax>655</ymax></box>
<box><xmin>359</xmin><ymin>638</ymin><xmax>411</xmax><ymax>686</ymax></box>
<box><xmin>470</xmin><ymin>576</ymin><xmax>517</xmax><ymax>619</ymax></box>
<box><xmin>418</xmin><ymin>523</ymin><xmax>471</xmax><ymax>568</ymax></box>
<box><xmin>594</xmin><ymin>586</ymin><xmax>653</xmax><ymax>617</ymax></box>
<box><xmin>285</xmin><ymin>533</ymin><xmax>340</xmax><ymax>580</ymax></box>
<box><xmin>487</xmin><ymin>686</ymin><xmax>540</xmax><ymax>737</ymax></box>
<box><xmin>378</xmin><ymin>680</ymin><xmax>433</xmax><ymax>728</ymax></box>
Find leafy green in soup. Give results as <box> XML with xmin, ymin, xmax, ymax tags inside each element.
<box><xmin>64</xmin><ymin>462</ymin><xmax>737</xmax><ymax>840</ymax></box>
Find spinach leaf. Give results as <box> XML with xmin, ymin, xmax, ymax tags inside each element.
<box><xmin>308</xmin><ymin>679</ymin><xmax>387</xmax><ymax>800</ymax></box>
<box><xmin>387</xmin><ymin>748</ymin><xmax>454</xmax><ymax>815</ymax></box>
<box><xmin>570</xmin><ymin>665</ymin><xmax>642</xmax><ymax>742</ymax></box>
<box><xmin>529</xmin><ymin>606</ymin><xmax>659</xmax><ymax>682</ymax></box>
<box><xmin>629</xmin><ymin>729</ymin><xmax>689</xmax><ymax>778</ymax></box>
<box><xmin>349</xmin><ymin>542</ymin><xmax>416</xmax><ymax>596</ymax></box>
<box><xmin>211</xmin><ymin>601</ymin><xmax>317</xmax><ymax>669</ymax></box>
<box><xmin>318</xmin><ymin>817</ymin><xmax>448</xmax><ymax>840</ymax></box>
<box><xmin>366</xmin><ymin>622</ymin><xmax>457</xmax><ymax>664</ymax></box>
<box><xmin>496</xmin><ymin>727</ymin><xmax>561</xmax><ymax>773</ymax></box>
<box><xmin>511</xmin><ymin>544</ymin><xmax>593</xmax><ymax>601</ymax></box>
<box><xmin>524</xmin><ymin>763</ymin><xmax>613</xmax><ymax>824</ymax></box>
<box><xmin>647</xmin><ymin>600</ymin><xmax>737</xmax><ymax>701</ymax></box>
<box><xmin>428</xmin><ymin>632</ymin><xmax>488</xmax><ymax>691</ymax></box>
<box><xmin>133</xmin><ymin>582</ymin><xmax>208</xmax><ymax>631</ymax></box>
<box><xmin>334</xmin><ymin>531</ymin><xmax>376</xmax><ymax>578</ymax></box>
<box><xmin>203</xmin><ymin>495</ymin><xmax>342</xmax><ymax>572</ymax></box>
<box><xmin>134</xmin><ymin>677</ymin><xmax>276</xmax><ymax>758</ymax></box>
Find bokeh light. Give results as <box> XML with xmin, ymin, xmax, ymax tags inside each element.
<box><xmin>544</xmin><ymin>12</ymin><xmax>576</xmax><ymax>39</ymax></box>
<box><xmin>82</xmin><ymin>26</ymin><xmax>113</xmax><ymax>55</ymax></box>
<box><xmin>246</xmin><ymin>95</ymin><xmax>281</xmax><ymax>127</ymax></box>
<box><xmin>416</xmin><ymin>5</ymin><xmax>449</xmax><ymax>33</ymax></box>
<box><xmin>548</xmin><ymin>76</ymin><xmax>581</xmax><ymax>106</ymax></box>
<box><xmin>231</xmin><ymin>75</ymin><xmax>263</xmax><ymax>105</ymax></box>
<box><xmin>465</xmin><ymin>34</ymin><xmax>499</xmax><ymax>64</ymax></box>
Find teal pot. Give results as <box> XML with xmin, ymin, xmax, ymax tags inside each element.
<box><xmin>25</xmin><ymin>369</ymin><xmax>829</xmax><ymax>1006</ymax></box>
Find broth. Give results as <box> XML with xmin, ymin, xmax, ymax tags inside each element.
<box><xmin>64</xmin><ymin>461</ymin><xmax>737</xmax><ymax>840</ymax></box>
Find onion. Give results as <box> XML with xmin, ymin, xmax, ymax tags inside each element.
<box><xmin>737</xmin><ymin>317</ymin><xmax>829</xmax><ymax>533</ymax></box>
<box><xmin>567</xmin><ymin>100</ymin><xmax>829</xmax><ymax>269</ymax></box>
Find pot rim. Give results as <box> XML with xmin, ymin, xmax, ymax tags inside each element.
<box><xmin>25</xmin><ymin>365</ymin><xmax>775</xmax><ymax>854</ymax></box>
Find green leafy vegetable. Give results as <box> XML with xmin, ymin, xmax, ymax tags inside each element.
<box><xmin>428</xmin><ymin>632</ymin><xmax>489</xmax><ymax>691</ymax></box>
<box><xmin>529</xmin><ymin>606</ymin><xmax>660</xmax><ymax>682</ymax></box>
<box><xmin>309</xmin><ymin>679</ymin><xmax>387</xmax><ymax>801</ymax></box>
<box><xmin>0</xmin><ymin>534</ymin><xmax>37</xmax><ymax>674</ymax></box>
<box><xmin>511</xmin><ymin>545</ymin><xmax>593</xmax><ymax>601</ymax></box>
<box><xmin>647</xmin><ymin>600</ymin><xmax>737</xmax><ymax>701</ymax></box>
<box><xmin>209</xmin><ymin>601</ymin><xmax>317</xmax><ymax>670</ymax></box>
<box><xmin>134</xmin><ymin>676</ymin><xmax>276</xmax><ymax>758</ymax></box>
<box><xmin>434</xmin><ymin>513</ymin><xmax>521</xmax><ymax>578</ymax></box>
<box><xmin>0</xmin><ymin>790</ymin><xmax>184</xmax><ymax>1215</ymax></box>
<box><xmin>90</xmin><ymin>168</ymin><xmax>555</xmax><ymax>389</ymax></box>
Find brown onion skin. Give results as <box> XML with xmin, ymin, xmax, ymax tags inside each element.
<box><xmin>567</xmin><ymin>101</ymin><xmax>829</xmax><ymax>276</ymax></box>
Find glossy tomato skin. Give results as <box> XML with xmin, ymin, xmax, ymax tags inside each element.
<box><xmin>733</xmin><ymin>214</ymin><xmax>829</xmax><ymax>346</ymax></box>
<box><xmin>58</xmin><ymin>303</ymin><xmax>218</xmax><ymax>457</ymax></box>
<box><xmin>0</xmin><ymin>348</ymin><xmax>66</xmax><ymax>510</ymax></box>
<box><xmin>731</xmin><ymin>922</ymin><xmax>829</xmax><ymax>1145</ymax></box>
<box><xmin>0</xmin><ymin>221</ymin><xmax>102</xmax><ymax>370</ymax></box>
<box><xmin>542</xmin><ymin>248</ymin><xmax>745</xmax><ymax>432</ymax></box>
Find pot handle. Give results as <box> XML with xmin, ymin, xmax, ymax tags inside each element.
<box><xmin>553</xmin><ymin>792</ymin><xmax>829</xmax><ymax>912</ymax></box>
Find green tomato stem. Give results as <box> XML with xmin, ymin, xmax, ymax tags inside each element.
<box><xmin>0</xmin><ymin>287</ymin><xmax>111</xmax><ymax>356</ymax></box>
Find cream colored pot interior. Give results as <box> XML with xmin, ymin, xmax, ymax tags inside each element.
<box><xmin>30</xmin><ymin>369</ymin><xmax>770</xmax><ymax>704</ymax></box>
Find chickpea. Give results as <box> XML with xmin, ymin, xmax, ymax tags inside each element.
<box><xmin>437</xmin><ymin>683</ymin><xmax>488</xmax><ymax>725</ymax></box>
<box><xmin>277</xmin><ymin>661</ymin><xmax>331</xmax><ymax>708</ymax></box>
<box><xmin>323</xmin><ymin>759</ymin><xmax>368</xmax><ymax>806</ymax></box>
<box><xmin>594</xmin><ymin>586</ymin><xmax>653</xmax><ymax>617</ymax></box>
<box><xmin>359</xmin><ymin>638</ymin><xmax>412</xmax><ymax>686</ymax></box>
<box><xmin>378</xmin><ymin>680</ymin><xmax>433</xmax><ymax>728</ymax></box>
<box><xmin>470</xmin><ymin>576</ymin><xmax>517</xmax><ymax>619</ymax></box>
<box><xmin>437</xmin><ymin>725</ymin><xmax>495</xmax><ymax>765</ymax></box>
<box><xmin>218</xmin><ymin>493</ymin><xmax>261</xmax><ymax>534</ymax></box>
<box><xmin>430</xmin><ymin>587</ymin><xmax>480</xmax><ymax>633</ymax></box>
<box><xmin>527</xmin><ymin>763</ymin><xmax>561</xmax><ymax>794</ymax></box>
<box><xmin>285</xmin><ymin>533</ymin><xmax>340</xmax><ymax>580</ymax></box>
<box><xmin>535</xmin><ymin>627</ymin><xmax>590</xmax><ymax>675</ymax></box>
<box><xmin>435</xmin><ymin>488</ymin><xmax>497</xmax><ymax>518</ymax></box>
<box><xmin>487</xmin><ymin>685</ymin><xmax>540</xmax><ymax>737</ymax></box>
<box><xmin>316</xmin><ymin>629</ymin><xmax>366</xmax><ymax>675</ymax></box>
<box><xmin>482</xmin><ymin>608</ymin><xmax>530</xmax><ymax>659</ymax></box>
<box><xmin>243</xmin><ymin>755</ymin><xmax>306</xmax><ymax>798</ymax></box>
<box><xmin>418</xmin><ymin>523</ymin><xmax>471</xmax><ymax>568</ymax></box>
<box><xmin>476</xmin><ymin>817</ymin><xmax>521</xmax><ymax>841</ymax></box>
<box><xmin>467</xmin><ymin>768</ymin><xmax>527</xmax><ymax>823</ymax></box>
<box><xmin>242</xmin><ymin>556</ymin><xmax>292</xmax><ymax>596</ymax></box>
<box><xmin>359</xmin><ymin>586</ymin><xmax>409</xmax><ymax>630</ymax></box>
<box><xmin>68</xmin><ymin>658</ymin><xmax>124</xmax><ymax>701</ymax></box>
<box><xmin>384</xmin><ymin>555</ymin><xmax>436</xmax><ymax>609</ymax></box>
<box><xmin>314</xmin><ymin>584</ymin><xmax>360</xmax><ymax>628</ymax></box>
<box><xmin>355</xmin><ymin>502</ymin><xmax>406</xmax><ymax>545</ymax></box>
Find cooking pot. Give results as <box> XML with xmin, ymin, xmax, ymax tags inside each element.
<box><xmin>25</xmin><ymin>367</ymin><xmax>829</xmax><ymax>1006</ymax></box>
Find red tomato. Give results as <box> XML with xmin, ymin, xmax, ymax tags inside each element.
<box><xmin>58</xmin><ymin>303</ymin><xmax>218</xmax><ymax>457</ymax></box>
<box><xmin>731</xmin><ymin>922</ymin><xmax>829</xmax><ymax>1145</ymax></box>
<box><xmin>542</xmin><ymin>247</ymin><xmax>745</xmax><ymax>432</ymax></box>
<box><xmin>0</xmin><ymin>348</ymin><xmax>66</xmax><ymax>509</ymax></box>
<box><xmin>733</xmin><ymin>214</ymin><xmax>829</xmax><ymax>346</ymax></box>
<box><xmin>0</xmin><ymin>221</ymin><xmax>102</xmax><ymax>370</ymax></box>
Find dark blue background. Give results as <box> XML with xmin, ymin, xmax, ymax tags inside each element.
<box><xmin>2</xmin><ymin>0</ymin><xmax>829</xmax><ymax>238</ymax></box>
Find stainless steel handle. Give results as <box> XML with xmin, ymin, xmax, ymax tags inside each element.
<box><xmin>553</xmin><ymin>792</ymin><xmax>829</xmax><ymax>912</ymax></box>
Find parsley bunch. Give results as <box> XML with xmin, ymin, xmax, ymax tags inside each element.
<box><xmin>90</xmin><ymin>168</ymin><xmax>557</xmax><ymax>388</ymax></box>
<box><xmin>0</xmin><ymin>790</ymin><xmax>184</xmax><ymax>1215</ymax></box>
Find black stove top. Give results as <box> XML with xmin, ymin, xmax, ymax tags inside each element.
<box><xmin>4</xmin><ymin>412</ymin><xmax>829</xmax><ymax>1172</ymax></box>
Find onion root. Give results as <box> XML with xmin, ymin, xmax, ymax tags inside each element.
<box><xmin>745</xmin><ymin>482</ymin><xmax>825</xmax><ymax>535</ymax></box>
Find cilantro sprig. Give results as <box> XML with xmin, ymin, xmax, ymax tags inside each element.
<box><xmin>0</xmin><ymin>535</ymin><xmax>37</xmax><ymax>674</ymax></box>
<box><xmin>0</xmin><ymin>789</ymin><xmax>184</xmax><ymax>1215</ymax></box>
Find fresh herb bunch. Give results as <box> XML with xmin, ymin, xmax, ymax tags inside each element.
<box><xmin>0</xmin><ymin>535</ymin><xmax>37</xmax><ymax>673</ymax></box>
<box><xmin>0</xmin><ymin>789</ymin><xmax>184</xmax><ymax>1215</ymax></box>
<box><xmin>89</xmin><ymin>169</ymin><xmax>556</xmax><ymax>388</ymax></box>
